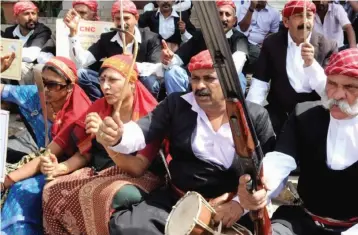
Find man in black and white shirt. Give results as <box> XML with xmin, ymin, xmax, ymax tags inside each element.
<box><xmin>139</xmin><ymin>0</ymin><xmax>196</xmax><ymax>52</ymax></box>
<box><xmin>2</xmin><ymin>1</ymin><xmax>51</xmax><ymax>85</ymax></box>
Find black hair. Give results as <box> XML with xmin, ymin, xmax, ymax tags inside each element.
<box><xmin>42</xmin><ymin>64</ymin><xmax>71</xmax><ymax>84</ymax></box>
<box><xmin>98</xmin><ymin>67</ymin><xmax>107</xmax><ymax>77</ymax></box>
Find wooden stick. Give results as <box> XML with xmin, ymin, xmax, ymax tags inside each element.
<box><xmin>179</xmin><ymin>0</ymin><xmax>182</xmax><ymax>22</ymax></box>
<box><xmin>303</xmin><ymin>0</ymin><xmax>307</xmax><ymax>43</ymax></box>
<box><xmin>120</xmin><ymin>0</ymin><xmax>126</xmax><ymax>52</ymax></box>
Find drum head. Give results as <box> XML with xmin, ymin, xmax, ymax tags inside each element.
<box><xmin>165</xmin><ymin>192</ymin><xmax>201</xmax><ymax>235</ymax></box>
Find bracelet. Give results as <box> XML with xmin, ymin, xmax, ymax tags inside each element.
<box><xmin>249</xmin><ymin>7</ymin><xmax>254</xmax><ymax>13</ymax></box>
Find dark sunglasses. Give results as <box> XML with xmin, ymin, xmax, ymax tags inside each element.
<box><xmin>43</xmin><ymin>80</ymin><xmax>69</xmax><ymax>92</ymax></box>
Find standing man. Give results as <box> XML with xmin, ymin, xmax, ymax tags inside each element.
<box><xmin>96</xmin><ymin>50</ymin><xmax>275</xmax><ymax>235</ymax></box>
<box><xmin>313</xmin><ymin>0</ymin><xmax>356</xmax><ymax>50</ymax></box>
<box><xmin>237</xmin><ymin>0</ymin><xmax>280</xmax><ymax>72</ymax></box>
<box><xmin>246</xmin><ymin>0</ymin><xmax>337</xmax><ymax>135</ymax></box>
<box><xmin>238</xmin><ymin>48</ymin><xmax>358</xmax><ymax>235</ymax></box>
<box><xmin>2</xmin><ymin>1</ymin><xmax>51</xmax><ymax>85</ymax></box>
<box><xmin>162</xmin><ymin>0</ymin><xmax>249</xmax><ymax>94</ymax></box>
<box><xmin>139</xmin><ymin>0</ymin><xmax>196</xmax><ymax>51</ymax></box>
<box><xmin>64</xmin><ymin>0</ymin><xmax>162</xmax><ymax>101</ymax></box>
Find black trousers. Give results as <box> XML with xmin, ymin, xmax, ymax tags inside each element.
<box><xmin>271</xmin><ymin>206</ymin><xmax>348</xmax><ymax>235</ymax></box>
<box><xmin>109</xmin><ymin>187</ymin><xmax>253</xmax><ymax>235</ymax></box>
<box><xmin>265</xmin><ymin>103</ymin><xmax>289</xmax><ymax>136</ymax></box>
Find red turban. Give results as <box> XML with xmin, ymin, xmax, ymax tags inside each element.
<box><xmin>188</xmin><ymin>50</ymin><xmax>214</xmax><ymax>73</ymax></box>
<box><xmin>216</xmin><ymin>0</ymin><xmax>236</xmax><ymax>11</ymax></box>
<box><xmin>13</xmin><ymin>1</ymin><xmax>38</xmax><ymax>17</ymax></box>
<box><xmin>101</xmin><ymin>54</ymin><xmax>139</xmax><ymax>83</ymax></box>
<box><xmin>72</xmin><ymin>0</ymin><xmax>98</xmax><ymax>12</ymax></box>
<box><xmin>45</xmin><ymin>56</ymin><xmax>78</xmax><ymax>83</ymax></box>
<box><xmin>111</xmin><ymin>0</ymin><xmax>138</xmax><ymax>19</ymax></box>
<box><xmin>325</xmin><ymin>48</ymin><xmax>358</xmax><ymax>79</ymax></box>
<box><xmin>282</xmin><ymin>0</ymin><xmax>316</xmax><ymax>18</ymax></box>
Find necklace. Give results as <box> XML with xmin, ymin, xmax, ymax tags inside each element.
<box><xmin>48</xmin><ymin>103</ymin><xmax>58</xmax><ymax>119</ymax></box>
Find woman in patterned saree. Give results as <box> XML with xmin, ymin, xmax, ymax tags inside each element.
<box><xmin>0</xmin><ymin>57</ymin><xmax>92</xmax><ymax>235</ymax></box>
<box><xmin>42</xmin><ymin>54</ymin><xmax>163</xmax><ymax>235</ymax></box>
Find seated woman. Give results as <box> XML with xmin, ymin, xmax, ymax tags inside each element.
<box><xmin>0</xmin><ymin>57</ymin><xmax>92</xmax><ymax>235</ymax></box>
<box><xmin>42</xmin><ymin>55</ymin><xmax>163</xmax><ymax>235</ymax></box>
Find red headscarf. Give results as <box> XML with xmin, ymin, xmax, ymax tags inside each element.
<box><xmin>325</xmin><ymin>48</ymin><xmax>358</xmax><ymax>79</ymax></box>
<box><xmin>13</xmin><ymin>1</ymin><xmax>38</xmax><ymax>17</ymax></box>
<box><xmin>44</xmin><ymin>56</ymin><xmax>92</xmax><ymax>155</ymax></box>
<box><xmin>74</xmin><ymin>55</ymin><xmax>157</xmax><ymax>155</ymax></box>
<box><xmin>282</xmin><ymin>0</ymin><xmax>316</xmax><ymax>18</ymax></box>
<box><xmin>188</xmin><ymin>50</ymin><xmax>214</xmax><ymax>73</ymax></box>
<box><xmin>72</xmin><ymin>0</ymin><xmax>100</xmax><ymax>21</ymax></box>
<box><xmin>111</xmin><ymin>0</ymin><xmax>139</xmax><ymax>19</ymax></box>
<box><xmin>216</xmin><ymin>0</ymin><xmax>236</xmax><ymax>11</ymax></box>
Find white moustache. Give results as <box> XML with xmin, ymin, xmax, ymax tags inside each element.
<box><xmin>321</xmin><ymin>92</ymin><xmax>358</xmax><ymax>116</ymax></box>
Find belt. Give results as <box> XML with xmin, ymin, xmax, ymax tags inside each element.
<box><xmin>305</xmin><ymin>209</ymin><xmax>358</xmax><ymax>228</ymax></box>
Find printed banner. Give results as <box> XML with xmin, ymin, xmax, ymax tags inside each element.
<box><xmin>56</xmin><ymin>19</ymin><xmax>114</xmax><ymax>58</ymax></box>
<box><xmin>0</xmin><ymin>38</ymin><xmax>23</xmax><ymax>80</ymax></box>
<box><xmin>0</xmin><ymin>110</ymin><xmax>9</xmax><ymax>183</ymax></box>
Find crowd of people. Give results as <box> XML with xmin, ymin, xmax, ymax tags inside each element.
<box><xmin>0</xmin><ymin>0</ymin><xmax>358</xmax><ymax>235</ymax></box>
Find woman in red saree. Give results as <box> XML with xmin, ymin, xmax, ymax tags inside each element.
<box><xmin>42</xmin><ymin>55</ymin><xmax>163</xmax><ymax>235</ymax></box>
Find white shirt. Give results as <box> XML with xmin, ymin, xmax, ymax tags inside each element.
<box><xmin>156</xmin><ymin>9</ymin><xmax>192</xmax><ymax>43</ymax></box>
<box><xmin>13</xmin><ymin>25</ymin><xmax>41</xmax><ymax>63</ymax></box>
<box><xmin>263</xmin><ymin>114</ymin><xmax>358</xmax><ymax>235</ymax></box>
<box><xmin>68</xmin><ymin>27</ymin><xmax>162</xmax><ymax>77</ymax></box>
<box><xmin>110</xmin><ymin>92</ymin><xmax>243</xmax><ymax>203</ymax></box>
<box><xmin>246</xmin><ymin>33</ymin><xmax>327</xmax><ymax>106</ymax></box>
<box><xmin>314</xmin><ymin>3</ymin><xmax>351</xmax><ymax>48</ymax></box>
<box><xmin>237</xmin><ymin>2</ymin><xmax>280</xmax><ymax>45</ymax></box>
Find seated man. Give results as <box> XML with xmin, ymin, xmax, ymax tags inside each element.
<box><xmin>246</xmin><ymin>0</ymin><xmax>337</xmax><ymax>135</ymax></box>
<box><xmin>37</xmin><ymin>0</ymin><xmax>100</xmax><ymax>65</ymax></box>
<box><xmin>2</xmin><ymin>1</ymin><xmax>51</xmax><ymax>85</ymax></box>
<box><xmin>65</xmin><ymin>0</ymin><xmax>162</xmax><ymax>101</ymax></box>
<box><xmin>144</xmin><ymin>0</ymin><xmax>193</xmax><ymax>17</ymax></box>
<box><xmin>313</xmin><ymin>0</ymin><xmax>356</xmax><ymax>51</ymax></box>
<box><xmin>162</xmin><ymin>0</ymin><xmax>249</xmax><ymax>94</ymax></box>
<box><xmin>238</xmin><ymin>48</ymin><xmax>358</xmax><ymax>235</ymax></box>
<box><xmin>97</xmin><ymin>50</ymin><xmax>276</xmax><ymax>235</ymax></box>
<box><xmin>139</xmin><ymin>0</ymin><xmax>197</xmax><ymax>52</ymax></box>
<box><xmin>237</xmin><ymin>0</ymin><xmax>280</xmax><ymax>72</ymax></box>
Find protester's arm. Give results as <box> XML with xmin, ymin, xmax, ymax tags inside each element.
<box><xmin>69</xmin><ymin>36</ymin><xmax>97</xmax><ymax>68</ymax></box>
<box><xmin>343</xmin><ymin>24</ymin><xmax>356</xmax><ymax>48</ymax></box>
<box><xmin>337</xmin><ymin>4</ymin><xmax>357</xmax><ymax>48</ymax></box>
<box><xmin>1</xmin><ymin>52</ymin><xmax>15</xmax><ymax>72</ymax></box>
<box><xmin>246</xmin><ymin>39</ymin><xmax>271</xmax><ymax>105</ymax></box>
<box><xmin>22</xmin><ymin>27</ymin><xmax>51</xmax><ymax>62</ymax></box>
<box><xmin>304</xmin><ymin>60</ymin><xmax>327</xmax><ymax>97</ymax></box>
<box><xmin>172</xmin><ymin>0</ymin><xmax>191</xmax><ymax>12</ymax></box>
<box><xmin>238</xmin><ymin>2</ymin><xmax>255</xmax><ymax>32</ymax></box>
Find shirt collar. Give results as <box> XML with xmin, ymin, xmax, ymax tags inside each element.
<box><xmin>330</xmin><ymin>113</ymin><xmax>358</xmax><ymax>126</ymax></box>
<box><xmin>182</xmin><ymin>92</ymin><xmax>202</xmax><ymax>114</ymax></box>
<box><xmin>13</xmin><ymin>25</ymin><xmax>34</xmax><ymax>38</ymax></box>
<box><xmin>287</xmin><ymin>31</ymin><xmax>312</xmax><ymax>47</ymax></box>
<box><xmin>110</xmin><ymin>26</ymin><xmax>142</xmax><ymax>45</ymax></box>
<box><xmin>226</xmin><ymin>29</ymin><xmax>233</xmax><ymax>39</ymax></box>
<box><xmin>156</xmin><ymin>9</ymin><xmax>179</xmax><ymax>18</ymax></box>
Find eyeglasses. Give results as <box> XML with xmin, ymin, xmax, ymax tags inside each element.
<box><xmin>43</xmin><ymin>80</ymin><xmax>68</xmax><ymax>92</ymax></box>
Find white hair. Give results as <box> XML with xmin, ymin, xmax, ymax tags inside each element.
<box><xmin>321</xmin><ymin>91</ymin><xmax>358</xmax><ymax>117</ymax></box>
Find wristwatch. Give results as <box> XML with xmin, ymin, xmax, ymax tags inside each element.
<box><xmin>249</xmin><ymin>7</ymin><xmax>254</xmax><ymax>13</ymax></box>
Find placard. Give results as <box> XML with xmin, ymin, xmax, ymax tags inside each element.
<box><xmin>56</xmin><ymin>19</ymin><xmax>114</xmax><ymax>58</ymax></box>
<box><xmin>0</xmin><ymin>38</ymin><xmax>22</xmax><ymax>80</ymax></box>
<box><xmin>0</xmin><ymin>110</ymin><xmax>9</xmax><ymax>183</ymax></box>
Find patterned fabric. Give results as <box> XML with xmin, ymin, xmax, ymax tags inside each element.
<box><xmin>101</xmin><ymin>54</ymin><xmax>139</xmax><ymax>83</ymax></box>
<box><xmin>216</xmin><ymin>0</ymin><xmax>236</xmax><ymax>11</ymax></box>
<box><xmin>43</xmin><ymin>167</ymin><xmax>161</xmax><ymax>235</ymax></box>
<box><xmin>325</xmin><ymin>48</ymin><xmax>358</xmax><ymax>78</ymax></box>
<box><xmin>13</xmin><ymin>1</ymin><xmax>38</xmax><ymax>16</ymax></box>
<box><xmin>1</xmin><ymin>175</ymin><xmax>46</xmax><ymax>235</ymax></box>
<box><xmin>1</xmin><ymin>85</ymin><xmax>52</xmax><ymax>148</ymax></box>
<box><xmin>282</xmin><ymin>0</ymin><xmax>316</xmax><ymax>18</ymax></box>
<box><xmin>188</xmin><ymin>50</ymin><xmax>214</xmax><ymax>72</ymax></box>
<box><xmin>111</xmin><ymin>0</ymin><xmax>138</xmax><ymax>18</ymax></box>
<box><xmin>46</xmin><ymin>56</ymin><xmax>78</xmax><ymax>83</ymax></box>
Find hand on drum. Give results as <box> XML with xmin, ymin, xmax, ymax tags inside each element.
<box><xmin>237</xmin><ymin>174</ymin><xmax>269</xmax><ymax>211</ymax></box>
<box><xmin>213</xmin><ymin>200</ymin><xmax>244</xmax><ymax>228</ymax></box>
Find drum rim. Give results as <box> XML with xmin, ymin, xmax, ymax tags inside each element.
<box><xmin>164</xmin><ymin>191</ymin><xmax>203</xmax><ymax>235</ymax></box>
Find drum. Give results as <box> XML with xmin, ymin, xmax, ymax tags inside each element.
<box><xmin>165</xmin><ymin>191</ymin><xmax>216</xmax><ymax>235</ymax></box>
<box><xmin>214</xmin><ymin>224</ymin><xmax>253</xmax><ymax>235</ymax></box>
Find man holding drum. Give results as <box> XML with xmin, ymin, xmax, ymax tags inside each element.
<box><xmin>96</xmin><ymin>50</ymin><xmax>275</xmax><ymax>234</ymax></box>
